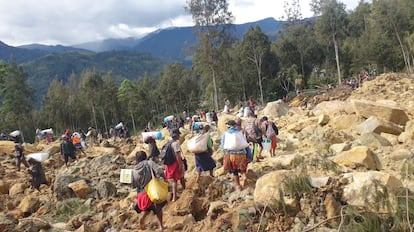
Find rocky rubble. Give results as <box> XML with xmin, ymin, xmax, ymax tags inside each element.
<box><xmin>0</xmin><ymin>72</ymin><xmax>414</xmax><ymax>231</ymax></box>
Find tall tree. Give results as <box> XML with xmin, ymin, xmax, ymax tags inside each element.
<box><xmin>371</xmin><ymin>0</ymin><xmax>414</xmax><ymax>73</ymax></box>
<box><xmin>312</xmin><ymin>0</ymin><xmax>348</xmax><ymax>85</ymax></box>
<box><xmin>79</xmin><ymin>69</ymin><xmax>104</xmax><ymax>130</ymax></box>
<box><xmin>0</xmin><ymin>61</ymin><xmax>34</xmax><ymax>140</ymax></box>
<box><xmin>240</xmin><ymin>26</ymin><xmax>271</xmax><ymax>106</ymax></box>
<box><xmin>186</xmin><ymin>0</ymin><xmax>234</xmax><ymax>111</ymax></box>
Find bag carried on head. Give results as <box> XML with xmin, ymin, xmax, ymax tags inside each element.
<box><xmin>159</xmin><ymin>140</ymin><xmax>176</xmax><ymax>165</ymax></box>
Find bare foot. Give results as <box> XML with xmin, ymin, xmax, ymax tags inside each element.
<box><xmin>139</xmin><ymin>218</ymin><xmax>146</xmax><ymax>230</ymax></box>
<box><xmin>242</xmin><ymin>178</ymin><xmax>248</xmax><ymax>187</ymax></box>
<box><xmin>235</xmin><ymin>185</ymin><xmax>242</xmax><ymax>192</ymax></box>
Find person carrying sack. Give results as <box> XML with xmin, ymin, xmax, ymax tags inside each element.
<box><xmin>131</xmin><ymin>151</ymin><xmax>166</xmax><ymax>231</ymax></box>
<box><xmin>221</xmin><ymin>120</ymin><xmax>251</xmax><ymax>191</ymax></box>
<box><xmin>188</xmin><ymin>125</ymin><xmax>216</xmax><ymax>183</ymax></box>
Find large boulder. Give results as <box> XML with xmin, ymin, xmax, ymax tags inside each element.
<box><xmin>217</xmin><ymin>113</ymin><xmax>236</xmax><ymax>135</ymax></box>
<box><xmin>312</xmin><ymin>100</ymin><xmax>354</xmax><ymax>116</ymax></box>
<box><xmin>354</xmin><ymin>132</ymin><xmax>392</xmax><ymax>148</ymax></box>
<box><xmin>342</xmin><ymin>171</ymin><xmax>402</xmax><ymax>207</ymax></box>
<box><xmin>262</xmin><ymin>100</ymin><xmax>290</xmax><ymax>118</ymax></box>
<box><xmin>286</xmin><ymin>117</ymin><xmax>318</xmax><ymax>133</ymax></box>
<box><xmin>68</xmin><ymin>179</ymin><xmax>93</xmax><ymax>198</ymax></box>
<box><xmin>0</xmin><ymin>141</ymin><xmax>15</xmax><ymax>155</ymax></box>
<box><xmin>97</xmin><ymin>180</ymin><xmax>117</xmax><ymax>199</ymax></box>
<box><xmin>253</xmin><ymin>170</ymin><xmax>292</xmax><ymax>204</ymax></box>
<box><xmin>330</xmin><ymin>114</ymin><xmax>364</xmax><ymax>131</ymax></box>
<box><xmin>356</xmin><ymin>116</ymin><xmax>403</xmax><ymax>135</ymax></box>
<box><xmin>53</xmin><ymin>175</ymin><xmax>83</xmax><ymax>200</ymax></box>
<box><xmin>17</xmin><ymin>195</ymin><xmax>41</xmax><ymax>215</ymax></box>
<box><xmin>331</xmin><ymin>146</ymin><xmax>382</xmax><ymax>170</ymax></box>
<box><xmin>351</xmin><ymin>99</ymin><xmax>409</xmax><ymax>126</ymax></box>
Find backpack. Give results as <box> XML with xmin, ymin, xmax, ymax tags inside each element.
<box><xmin>266</xmin><ymin>122</ymin><xmax>278</xmax><ymax>138</ymax></box>
<box><xmin>159</xmin><ymin>140</ymin><xmax>176</xmax><ymax>165</ymax></box>
<box><xmin>245</xmin><ymin>118</ymin><xmax>261</xmax><ymax>143</ymax></box>
<box><xmin>272</xmin><ymin>122</ymin><xmax>279</xmax><ymax>136</ymax></box>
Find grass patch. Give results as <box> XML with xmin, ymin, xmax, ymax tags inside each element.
<box><xmin>55</xmin><ymin>198</ymin><xmax>94</xmax><ymax>223</ymax></box>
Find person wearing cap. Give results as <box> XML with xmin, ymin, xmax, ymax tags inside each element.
<box><xmin>166</xmin><ymin>128</ymin><xmax>186</xmax><ymax>202</ymax></box>
<box><xmin>221</xmin><ymin>120</ymin><xmax>251</xmax><ymax>191</ymax></box>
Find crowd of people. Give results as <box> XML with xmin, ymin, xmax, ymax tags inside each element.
<box><xmin>6</xmin><ymin>96</ymin><xmax>281</xmax><ymax>230</ymax></box>
<box><xmin>131</xmin><ymin>101</ymin><xmax>279</xmax><ymax>229</ymax></box>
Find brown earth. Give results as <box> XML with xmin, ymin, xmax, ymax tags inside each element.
<box><xmin>0</xmin><ymin>72</ymin><xmax>414</xmax><ymax>232</ymax></box>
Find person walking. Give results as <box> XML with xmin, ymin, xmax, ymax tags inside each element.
<box><xmin>164</xmin><ymin>129</ymin><xmax>186</xmax><ymax>202</ymax></box>
<box><xmin>192</xmin><ymin>125</ymin><xmax>216</xmax><ymax>183</ymax></box>
<box><xmin>261</xmin><ymin>116</ymin><xmax>278</xmax><ymax>157</ymax></box>
<box><xmin>131</xmin><ymin>151</ymin><xmax>166</xmax><ymax>231</ymax></box>
<box><xmin>27</xmin><ymin>158</ymin><xmax>48</xmax><ymax>190</ymax></box>
<box><xmin>144</xmin><ymin>137</ymin><xmax>161</xmax><ymax>163</ymax></box>
<box><xmin>221</xmin><ymin>120</ymin><xmax>251</xmax><ymax>191</ymax></box>
<box><xmin>60</xmin><ymin>135</ymin><xmax>77</xmax><ymax>167</ymax></box>
<box><xmin>12</xmin><ymin>134</ymin><xmax>29</xmax><ymax>171</ymax></box>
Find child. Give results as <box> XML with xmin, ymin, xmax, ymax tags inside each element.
<box><xmin>27</xmin><ymin>158</ymin><xmax>48</xmax><ymax>190</ymax></box>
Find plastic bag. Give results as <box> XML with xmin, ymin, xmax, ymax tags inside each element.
<box><xmin>187</xmin><ymin>133</ymin><xmax>209</xmax><ymax>154</ymax></box>
<box><xmin>144</xmin><ymin>178</ymin><xmax>169</xmax><ymax>204</ymax></box>
<box><xmin>262</xmin><ymin>138</ymin><xmax>271</xmax><ymax>152</ymax></box>
<box><xmin>26</xmin><ymin>152</ymin><xmax>49</xmax><ymax>162</ymax></box>
<box><xmin>223</xmin><ymin>131</ymin><xmax>249</xmax><ymax>151</ymax></box>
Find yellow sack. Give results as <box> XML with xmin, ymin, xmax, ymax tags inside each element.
<box><xmin>144</xmin><ymin>178</ymin><xmax>169</xmax><ymax>204</ymax></box>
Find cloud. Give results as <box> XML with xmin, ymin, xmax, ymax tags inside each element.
<box><xmin>0</xmin><ymin>0</ymin><xmax>187</xmax><ymax>46</ymax></box>
<box><xmin>0</xmin><ymin>0</ymin><xmax>364</xmax><ymax>46</ymax></box>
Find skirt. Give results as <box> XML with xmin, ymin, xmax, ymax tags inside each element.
<box><xmin>164</xmin><ymin>160</ymin><xmax>184</xmax><ymax>180</ymax></box>
<box><xmin>223</xmin><ymin>153</ymin><xmax>247</xmax><ymax>173</ymax></box>
<box><xmin>195</xmin><ymin>152</ymin><xmax>216</xmax><ymax>172</ymax></box>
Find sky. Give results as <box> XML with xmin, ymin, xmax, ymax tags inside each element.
<box><xmin>0</xmin><ymin>0</ymin><xmax>361</xmax><ymax>47</ymax></box>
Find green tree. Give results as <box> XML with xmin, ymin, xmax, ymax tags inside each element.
<box><xmin>371</xmin><ymin>0</ymin><xmax>414</xmax><ymax>73</ymax></box>
<box><xmin>239</xmin><ymin>26</ymin><xmax>272</xmax><ymax>106</ymax></box>
<box><xmin>186</xmin><ymin>0</ymin><xmax>234</xmax><ymax>111</ymax></box>
<box><xmin>0</xmin><ymin>61</ymin><xmax>34</xmax><ymax>140</ymax></box>
<box><xmin>79</xmin><ymin>69</ymin><xmax>104</xmax><ymax>130</ymax></box>
<box><xmin>312</xmin><ymin>0</ymin><xmax>348</xmax><ymax>85</ymax></box>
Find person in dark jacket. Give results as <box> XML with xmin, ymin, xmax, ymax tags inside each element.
<box><xmin>60</xmin><ymin>135</ymin><xmax>77</xmax><ymax>167</ymax></box>
<box><xmin>27</xmin><ymin>158</ymin><xmax>48</xmax><ymax>190</ymax></box>
<box><xmin>131</xmin><ymin>151</ymin><xmax>166</xmax><ymax>230</ymax></box>
<box><xmin>144</xmin><ymin>137</ymin><xmax>161</xmax><ymax>163</ymax></box>
<box><xmin>12</xmin><ymin>135</ymin><xmax>29</xmax><ymax>171</ymax></box>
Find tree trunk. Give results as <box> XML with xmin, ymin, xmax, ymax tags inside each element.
<box><xmin>92</xmin><ymin>105</ymin><xmax>98</xmax><ymax>132</ymax></box>
<box><xmin>394</xmin><ymin>29</ymin><xmax>412</xmax><ymax>74</ymax></box>
<box><xmin>130</xmin><ymin>110</ymin><xmax>136</xmax><ymax>134</ymax></box>
<box><xmin>211</xmin><ymin>67</ymin><xmax>219</xmax><ymax>111</ymax></box>
<box><xmin>254</xmin><ymin>55</ymin><xmax>264</xmax><ymax>106</ymax></box>
<box><xmin>257</xmin><ymin>65</ymin><xmax>264</xmax><ymax>106</ymax></box>
<box><xmin>333</xmin><ymin>34</ymin><xmax>341</xmax><ymax>86</ymax></box>
<box><xmin>101</xmin><ymin>109</ymin><xmax>108</xmax><ymax>137</ymax></box>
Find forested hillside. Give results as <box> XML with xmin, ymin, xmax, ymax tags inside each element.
<box><xmin>0</xmin><ymin>0</ymin><xmax>413</xmax><ymax>142</ymax></box>
<box><xmin>23</xmin><ymin>51</ymin><xmax>166</xmax><ymax>104</ymax></box>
